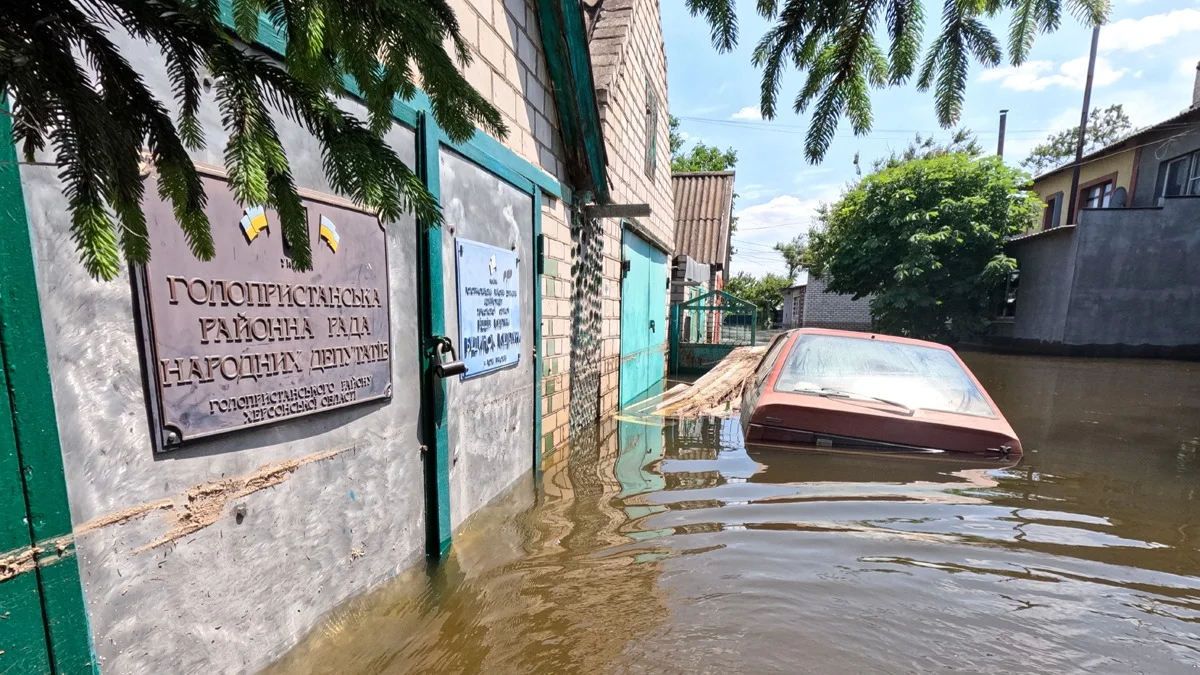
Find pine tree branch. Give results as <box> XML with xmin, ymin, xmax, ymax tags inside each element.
<box><xmin>3</xmin><ymin>0</ymin><xmax>505</xmax><ymax>279</ymax></box>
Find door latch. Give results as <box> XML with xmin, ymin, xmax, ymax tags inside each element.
<box><xmin>432</xmin><ymin>336</ymin><xmax>468</xmax><ymax>378</ymax></box>
<box><xmin>649</xmin><ymin>319</ymin><xmax>656</xmax><ymax>333</ymax></box>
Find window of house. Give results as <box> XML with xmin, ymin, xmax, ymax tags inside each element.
<box><xmin>1071</xmin><ymin>175</ymin><xmax>1116</xmax><ymax>223</ymax></box>
<box><xmin>1042</xmin><ymin>195</ymin><xmax>1058</xmax><ymax>229</ymax></box>
<box><xmin>1162</xmin><ymin>151</ymin><xmax>1200</xmax><ymax>198</ymax></box>
<box><xmin>1083</xmin><ymin>181</ymin><xmax>1114</xmax><ymax>209</ymax></box>
<box><xmin>995</xmin><ymin>270</ymin><xmax>1019</xmax><ymax>319</ymax></box>
<box><xmin>644</xmin><ymin>76</ymin><xmax>658</xmax><ymax>178</ymax></box>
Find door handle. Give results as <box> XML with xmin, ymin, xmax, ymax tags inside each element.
<box><xmin>649</xmin><ymin>319</ymin><xmax>656</xmax><ymax>333</ymax></box>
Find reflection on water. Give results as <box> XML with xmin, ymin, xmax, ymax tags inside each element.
<box><xmin>270</xmin><ymin>354</ymin><xmax>1200</xmax><ymax>674</ymax></box>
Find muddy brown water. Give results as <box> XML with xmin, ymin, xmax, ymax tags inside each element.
<box><xmin>268</xmin><ymin>353</ymin><xmax>1200</xmax><ymax>674</ymax></box>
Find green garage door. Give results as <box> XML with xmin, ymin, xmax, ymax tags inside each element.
<box><xmin>619</xmin><ymin>229</ymin><xmax>668</xmax><ymax>408</ymax></box>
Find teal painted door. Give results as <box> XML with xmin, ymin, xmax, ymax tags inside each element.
<box><xmin>619</xmin><ymin>230</ymin><xmax>668</xmax><ymax>407</ymax></box>
<box><xmin>0</xmin><ymin>365</ymin><xmax>53</xmax><ymax>672</ymax></box>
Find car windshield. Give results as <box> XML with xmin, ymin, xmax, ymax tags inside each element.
<box><xmin>773</xmin><ymin>334</ymin><xmax>995</xmax><ymax>417</ymax></box>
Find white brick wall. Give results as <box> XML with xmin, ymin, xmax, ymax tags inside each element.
<box><xmin>447</xmin><ymin>0</ymin><xmax>567</xmax><ymax>185</ymax></box>
<box><xmin>802</xmin><ymin>275</ymin><xmax>874</xmax><ymax>331</ymax></box>
<box><xmin>588</xmin><ymin>0</ymin><xmax>674</xmax><ymax>415</ymax></box>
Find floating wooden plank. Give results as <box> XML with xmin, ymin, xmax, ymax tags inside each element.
<box><xmin>652</xmin><ymin>346</ymin><xmax>768</xmax><ymax>418</ymax></box>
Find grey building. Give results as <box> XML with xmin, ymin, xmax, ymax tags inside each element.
<box><xmin>782</xmin><ymin>282</ymin><xmax>807</xmax><ymax>328</ymax></box>
<box><xmin>802</xmin><ymin>274</ymin><xmax>873</xmax><ymax>331</ymax></box>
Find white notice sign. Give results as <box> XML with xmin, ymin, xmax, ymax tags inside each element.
<box><xmin>455</xmin><ymin>238</ymin><xmax>521</xmax><ymax>379</ymax></box>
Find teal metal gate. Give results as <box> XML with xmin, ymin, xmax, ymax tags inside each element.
<box><xmin>669</xmin><ymin>290</ymin><xmax>756</xmax><ymax>375</ymax></box>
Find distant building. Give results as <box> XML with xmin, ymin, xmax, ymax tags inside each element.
<box><xmin>781</xmin><ymin>283</ymin><xmax>806</xmax><ymax>328</ymax></box>
<box><xmin>996</xmin><ymin>63</ymin><xmax>1200</xmax><ymax>357</ymax></box>
<box><xmin>802</xmin><ymin>274</ymin><xmax>873</xmax><ymax>332</ymax></box>
<box><xmin>672</xmin><ymin>170</ymin><xmax>735</xmax><ymax>290</ymax></box>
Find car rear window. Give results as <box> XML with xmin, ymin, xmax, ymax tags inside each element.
<box><xmin>773</xmin><ymin>334</ymin><xmax>995</xmax><ymax>417</ymax></box>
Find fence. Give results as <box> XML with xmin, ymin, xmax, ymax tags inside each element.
<box><xmin>669</xmin><ymin>290</ymin><xmax>756</xmax><ymax>375</ymax></box>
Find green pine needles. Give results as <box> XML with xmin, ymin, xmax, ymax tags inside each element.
<box><xmin>1</xmin><ymin>0</ymin><xmax>506</xmax><ymax>280</ymax></box>
<box><xmin>685</xmin><ymin>0</ymin><xmax>1109</xmax><ymax>163</ymax></box>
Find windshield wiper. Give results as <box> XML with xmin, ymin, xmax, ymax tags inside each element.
<box><xmin>793</xmin><ymin>387</ymin><xmax>916</xmax><ymax>416</ymax></box>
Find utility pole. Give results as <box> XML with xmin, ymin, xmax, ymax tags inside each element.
<box><xmin>997</xmin><ymin>109</ymin><xmax>1009</xmax><ymax>158</ymax></box>
<box><xmin>1066</xmin><ymin>25</ymin><xmax>1101</xmax><ymax>225</ymax></box>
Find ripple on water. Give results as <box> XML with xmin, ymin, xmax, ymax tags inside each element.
<box><xmin>269</xmin><ymin>355</ymin><xmax>1200</xmax><ymax>675</ymax></box>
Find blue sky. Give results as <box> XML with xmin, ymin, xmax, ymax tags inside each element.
<box><xmin>662</xmin><ymin>0</ymin><xmax>1200</xmax><ymax>279</ymax></box>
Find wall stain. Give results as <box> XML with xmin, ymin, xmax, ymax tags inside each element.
<box><xmin>54</xmin><ymin>447</ymin><xmax>354</xmax><ymax>557</ymax></box>
<box><xmin>134</xmin><ymin>446</ymin><xmax>354</xmax><ymax>553</ymax></box>
<box><xmin>4</xmin><ymin>447</ymin><xmax>354</xmax><ymax>577</ymax></box>
<box><xmin>74</xmin><ymin>498</ymin><xmax>175</xmax><ymax>535</ymax></box>
<box><xmin>0</xmin><ymin>536</ymin><xmax>74</xmax><ymax>582</ymax></box>
<box><xmin>0</xmin><ymin>547</ymin><xmax>37</xmax><ymax>582</ymax></box>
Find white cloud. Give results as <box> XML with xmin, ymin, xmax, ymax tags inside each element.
<box><xmin>979</xmin><ymin>56</ymin><xmax>1128</xmax><ymax>91</ymax></box>
<box><xmin>728</xmin><ymin>189</ymin><xmax>840</xmax><ymax>279</ymax></box>
<box><xmin>1100</xmin><ymin>9</ymin><xmax>1200</xmax><ymax>53</ymax></box>
<box><xmin>1108</xmin><ymin>88</ymin><xmax>1193</xmax><ymax>127</ymax></box>
<box><xmin>731</xmin><ymin>106</ymin><xmax>762</xmax><ymax>120</ymax></box>
<box><xmin>736</xmin><ymin>183</ymin><xmax>776</xmax><ymax>200</ymax></box>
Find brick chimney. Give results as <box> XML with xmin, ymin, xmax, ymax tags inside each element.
<box><xmin>1194</xmin><ymin>61</ymin><xmax>1200</xmax><ymax>109</ymax></box>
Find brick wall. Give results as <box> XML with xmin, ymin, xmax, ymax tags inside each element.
<box><xmin>444</xmin><ymin>0</ymin><xmax>579</xmax><ymax>454</ymax></box>
<box><xmin>449</xmin><ymin>0</ymin><xmax>674</xmax><ymax>452</ymax></box>
<box><xmin>587</xmin><ymin>0</ymin><xmax>675</xmax><ymax>416</ymax></box>
<box><xmin>802</xmin><ymin>275</ymin><xmax>874</xmax><ymax>331</ymax></box>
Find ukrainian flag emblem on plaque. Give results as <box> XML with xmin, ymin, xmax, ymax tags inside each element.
<box><xmin>239</xmin><ymin>205</ymin><xmax>269</xmax><ymax>243</ymax></box>
<box><xmin>319</xmin><ymin>215</ymin><xmax>340</xmax><ymax>252</ymax></box>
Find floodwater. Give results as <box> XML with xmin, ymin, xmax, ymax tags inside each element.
<box><xmin>268</xmin><ymin>353</ymin><xmax>1200</xmax><ymax>674</ymax></box>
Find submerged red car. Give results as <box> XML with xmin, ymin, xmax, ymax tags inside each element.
<box><xmin>740</xmin><ymin>329</ymin><xmax>1021</xmax><ymax>457</ymax></box>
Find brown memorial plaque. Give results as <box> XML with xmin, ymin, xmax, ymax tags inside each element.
<box><xmin>138</xmin><ymin>173</ymin><xmax>392</xmax><ymax>449</ymax></box>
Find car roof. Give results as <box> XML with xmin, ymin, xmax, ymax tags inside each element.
<box><xmin>784</xmin><ymin>328</ymin><xmax>955</xmax><ymax>352</ymax></box>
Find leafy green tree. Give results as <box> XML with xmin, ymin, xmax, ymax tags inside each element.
<box><xmin>669</xmin><ymin>114</ymin><xmax>740</xmax><ymax>231</ymax></box>
<box><xmin>669</xmin><ymin>115</ymin><xmax>737</xmax><ymax>172</ymax></box>
<box><xmin>806</xmin><ymin>153</ymin><xmax>1040</xmax><ymax>342</ymax></box>
<box><xmin>773</xmin><ymin>236</ymin><xmax>806</xmax><ymax>280</ymax></box>
<box><xmin>1021</xmin><ymin>104</ymin><xmax>1132</xmax><ymax>174</ymax></box>
<box><xmin>3</xmin><ymin>0</ymin><xmax>504</xmax><ymax>280</ymax></box>
<box><xmin>723</xmin><ymin>271</ymin><xmax>791</xmax><ymax>326</ymax></box>
<box><xmin>685</xmin><ymin>0</ymin><xmax>1107</xmax><ymax>162</ymax></box>
<box><xmin>871</xmin><ymin>128</ymin><xmax>982</xmax><ymax>172</ymax></box>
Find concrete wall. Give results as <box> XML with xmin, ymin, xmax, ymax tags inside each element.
<box><xmin>1004</xmin><ymin>197</ymin><xmax>1200</xmax><ymax>355</ymax></box>
<box><xmin>1007</xmin><ymin>228</ymin><xmax>1077</xmax><ymax>344</ymax></box>
<box><xmin>18</xmin><ymin>5</ymin><xmax>575</xmax><ymax>670</ymax></box>
<box><xmin>22</xmin><ymin>77</ymin><xmax>428</xmax><ymax>675</ymax></box>
<box><xmin>1065</xmin><ymin>199</ymin><xmax>1200</xmax><ymax>346</ymax></box>
<box><xmin>801</xmin><ymin>275</ymin><xmax>873</xmax><ymax>331</ymax></box>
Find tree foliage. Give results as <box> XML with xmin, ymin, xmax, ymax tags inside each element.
<box><xmin>773</xmin><ymin>235</ymin><xmax>806</xmax><ymax>280</ymax></box>
<box><xmin>868</xmin><ymin>128</ymin><xmax>982</xmax><ymax>173</ymax></box>
<box><xmin>685</xmin><ymin>0</ymin><xmax>1109</xmax><ymax>163</ymax></box>
<box><xmin>805</xmin><ymin>152</ymin><xmax>1040</xmax><ymax>342</ymax></box>
<box><xmin>669</xmin><ymin>115</ymin><xmax>737</xmax><ymax>172</ymax></box>
<box><xmin>723</xmin><ymin>271</ymin><xmax>792</xmax><ymax>326</ymax></box>
<box><xmin>2</xmin><ymin>0</ymin><xmax>505</xmax><ymax>280</ymax></box>
<box><xmin>1020</xmin><ymin>103</ymin><xmax>1132</xmax><ymax>174</ymax></box>
<box><xmin>669</xmin><ymin>114</ymin><xmax>740</xmax><ymax>232</ymax></box>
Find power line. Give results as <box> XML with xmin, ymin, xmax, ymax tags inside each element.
<box><xmin>677</xmin><ymin>115</ymin><xmax>1057</xmax><ymax>137</ymax></box>
<box><xmin>676</xmin><ymin>115</ymin><xmax>1200</xmax><ymax>143</ymax></box>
